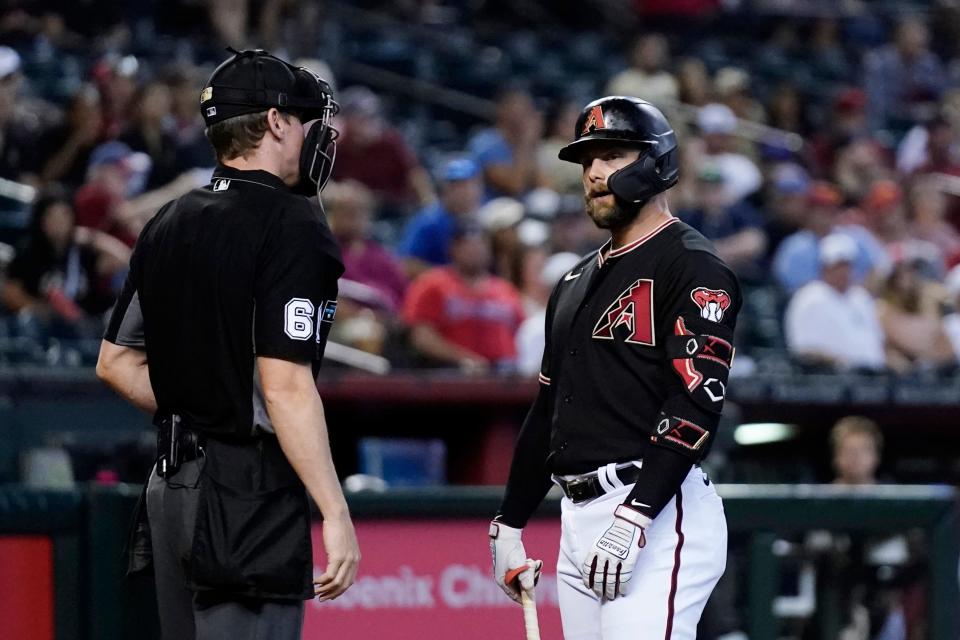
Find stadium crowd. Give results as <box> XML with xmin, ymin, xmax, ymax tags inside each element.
<box><xmin>0</xmin><ymin>5</ymin><xmax>950</xmax><ymax>639</ymax></box>
<box><xmin>1</xmin><ymin>2</ymin><xmax>960</xmax><ymax>380</ymax></box>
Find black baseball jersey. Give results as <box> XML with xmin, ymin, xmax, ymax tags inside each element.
<box><xmin>104</xmin><ymin>165</ymin><xmax>344</xmax><ymax>438</ymax></box>
<box><xmin>499</xmin><ymin>216</ymin><xmax>741</xmax><ymax>526</ymax></box>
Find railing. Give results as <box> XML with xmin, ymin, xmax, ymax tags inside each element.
<box><xmin>0</xmin><ymin>484</ymin><xmax>956</xmax><ymax>640</ymax></box>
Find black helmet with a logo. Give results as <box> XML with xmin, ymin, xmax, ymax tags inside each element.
<box><xmin>558</xmin><ymin>96</ymin><xmax>679</xmax><ymax>204</ymax></box>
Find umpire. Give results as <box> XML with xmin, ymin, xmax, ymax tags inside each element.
<box><xmin>96</xmin><ymin>49</ymin><xmax>359</xmax><ymax>640</ymax></box>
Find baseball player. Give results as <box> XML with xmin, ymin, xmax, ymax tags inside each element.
<box><xmin>489</xmin><ymin>96</ymin><xmax>741</xmax><ymax>640</ymax></box>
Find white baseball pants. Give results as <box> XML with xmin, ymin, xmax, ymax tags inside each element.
<box><xmin>556</xmin><ymin>465</ymin><xmax>727</xmax><ymax>640</ymax></box>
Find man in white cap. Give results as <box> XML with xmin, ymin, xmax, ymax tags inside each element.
<box><xmin>697</xmin><ymin>103</ymin><xmax>761</xmax><ymax>205</ymax></box>
<box><xmin>784</xmin><ymin>233</ymin><xmax>887</xmax><ymax>370</ymax></box>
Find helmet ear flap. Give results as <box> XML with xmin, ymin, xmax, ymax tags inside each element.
<box><xmin>607</xmin><ymin>153</ymin><xmax>656</xmax><ymax>204</ymax></box>
<box><xmin>607</xmin><ymin>146</ymin><xmax>679</xmax><ymax>204</ymax></box>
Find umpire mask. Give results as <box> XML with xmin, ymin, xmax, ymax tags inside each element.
<box><xmin>293</xmin><ymin>67</ymin><xmax>339</xmax><ymax>197</ymax></box>
<box><xmin>201</xmin><ymin>48</ymin><xmax>340</xmax><ymax>196</ymax></box>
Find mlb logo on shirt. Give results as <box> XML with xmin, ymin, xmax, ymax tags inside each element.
<box><xmin>213</xmin><ymin>179</ymin><xmax>230</xmax><ymax>192</ymax></box>
<box><xmin>321</xmin><ymin>300</ymin><xmax>338</xmax><ymax>323</ymax></box>
<box><xmin>206</xmin><ymin>106</ymin><xmax>217</xmax><ymax>117</ymax></box>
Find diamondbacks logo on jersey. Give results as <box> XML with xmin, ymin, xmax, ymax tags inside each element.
<box><xmin>592</xmin><ymin>279</ymin><xmax>655</xmax><ymax>345</ymax></box>
<box><xmin>582</xmin><ymin>105</ymin><xmax>606</xmax><ymax>135</ymax></box>
<box><xmin>690</xmin><ymin>287</ymin><xmax>731</xmax><ymax>323</ymax></box>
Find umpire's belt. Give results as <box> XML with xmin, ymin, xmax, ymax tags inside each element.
<box><xmin>553</xmin><ymin>462</ymin><xmax>642</xmax><ymax>504</ymax></box>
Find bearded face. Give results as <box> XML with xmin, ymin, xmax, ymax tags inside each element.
<box><xmin>584</xmin><ymin>189</ymin><xmax>639</xmax><ymax>229</ymax></box>
<box><xmin>581</xmin><ymin>146</ymin><xmax>642</xmax><ymax>230</ymax></box>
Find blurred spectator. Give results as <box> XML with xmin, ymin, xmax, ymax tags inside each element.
<box><xmin>517</xmin><ymin>244</ymin><xmax>547</xmax><ymax>317</ymax></box>
<box><xmin>515</xmin><ymin>251</ymin><xmax>581</xmax><ymax>376</ymax></box>
<box><xmin>943</xmin><ymin>264</ymin><xmax>960</xmax><ymax>361</ymax></box>
<box><xmin>537</xmin><ymin>98</ymin><xmax>583</xmax><ymax>195</ymax></box>
<box><xmin>676</xmin><ymin>57</ymin><xmax>712</xmax><ymax>107</ymax></box>
<box><xmin>38</xmin><ymin>84</ymin><xmax>103</xmax><ymax>188</ymax></box>
<box><xmin>1</xmin><ymin>189</ymin><xmax>130</xmax><ymax>337</ymax></box>
<box><xmin>0</xmin><ymin>46</ymin><xmax>37</xmax><ymax>183</ymax></box>
<box><xmin>73</xmin><ymin>142</ymin><xmax>152</xmax><ymax>247</ymax></box>
<box><xmin>877</xmin><ymin>258</ymin><xmax>955</xmax><ymax>373</ymax></box>
<box><xmin>827</xmin><ymin>416</ymin><xmax>919</xmax><ymax>640</ymax></box>
<box><xmin>831</xmin><ymin>416</ymin><xmax>883</xmax><ymax>486</ymax></box>
<box><xmin>763</xmin><ymin>163</ymin><xmax>810</xmax><ymax>258</ymax></box>
<box><xmin>91</xmin><ymin>54</ymin><xmax>139</xmax><ymax>140</ymax></box>
<box><xmin>697</xmin><ymin>103</ymin><xmax>762</xmax><ymax>204</ymax></box>
<box><xmin>477</xmin><ymin>196</ymin><xmax>524</xmax><ymax>281</ymax></box>
<box><xmin>766</xmin><ymin>82</ymin><xmax>809</xmax><ymax>136</ymax></box>
<box><xmin>467</xmin><ymin>87</ymin><xmax>546</xmax><ymax>201</ymax></box>
<box><xmin>398</xmin><ymin>158</ymin><xmax>481</xmax><ymax>277</ymax></box>
<box><xmin>784</xmin><ymin>234</ymin><xmax>886</xmax><ymax>371</ymax></box>
<box><xmin>906</xmin><ymin>177</ymin><xmax>960</xmax><ymax>268</ymax></box>
<box><xmin>854</xmin><ymin>180</ymin><xmax>944</xmax><ymax>278</ymax></box>
<box><xmin>865</xmin><ymin>17</ymin><xmax>945</xmax><ymax>133</ymax></box>
<box><xmin>678</xmin><ymin>164</ymin><xmax>766</xmax><ymax>278</ymax></box>
<box><xmin>897</xmin><ymin>115</ymin><xmax>960</xmax><ymax>177</ymax></box>
<box><xmin>119</xmin><ymin>80</ymin><xmax>180</xmax><ymax>189</ymax></box>
<box><xmin>773</xmin><ymin>182</ymin><xmax>888</xmax><ymax>293</ymax></box>
<box><xmin>809</xmin><ymin>17</ymin><xmax>853</xmax><ymax>83</ymax></box>
<box><xmin>833</xmin><ymin>138</ymin><xmax>892</xmax><ymax>204</ymax></box>
<box><xmin>714</xmin><ymin>67</ymin><xmax>765</xmax><ymax>124</ymax></box>
<box><xmin>605</xmin><ymin>34</ymin><xmax>678</xmax><ymax>109</ymax></box>
<box><xmin>402</xmin><ymin>221</ymin><xmax>524</xmax><ymax>373</ymax></box>
<box><xmin>331</xmin><ymin>86</ymin><xmax>434</xmax><ymax>216</ymax></box>
<box><xmin>811</xmin><ymin>88</ymin><xmax>871</xmax><ymax>178</ymax></box>
<box><xmin>326</xmin><ymin>180</ymin><xmax>406</xmax><ymax>311</ymax></box>
<box><xmin>165</xmin><ymin>65</ymin><xmax>216</xmax><ymax>170</ymax></box>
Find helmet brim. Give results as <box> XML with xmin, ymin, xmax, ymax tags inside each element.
<box><xmin>557</xmin><ymin>135</ymin><xmax>653</xmax><ymax>163</ymax></box>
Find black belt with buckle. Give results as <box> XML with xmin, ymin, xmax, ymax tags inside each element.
<box><xmin>555</xmin><ymin>464</ymin><xmax>642</xmax><ymax>504</ymax></box>
<box><xmin>155</xmin><ymin>413</ymin><xmax>205</xmax><ymax>479</ymax></box>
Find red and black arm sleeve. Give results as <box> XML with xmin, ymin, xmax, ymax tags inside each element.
<box><xmin>622</xmin><ymin>251</ymin><xmax>741</xmax><ymax>520</ymax></box>
<box><xmin>496</xmin><ymin>285</ymin><xmax>560</xmax><ymax>528</ymax></box>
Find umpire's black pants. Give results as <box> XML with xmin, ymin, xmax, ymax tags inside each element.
<box><xmin>146</xmin><ymin>459</ymin><xmax>305</xmax><ymax>640</ymax></box>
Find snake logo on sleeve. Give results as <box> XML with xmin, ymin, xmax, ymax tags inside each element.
<box><xmin>690</xmin><ymin>287</ymin><xmax>731</xmax><ymax>323</ymax></box>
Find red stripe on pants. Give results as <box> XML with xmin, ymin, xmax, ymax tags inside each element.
<box><xmin>664</xmin><ymin>488</ymin><xmax>684</xmax><ymax>640</ymax></box>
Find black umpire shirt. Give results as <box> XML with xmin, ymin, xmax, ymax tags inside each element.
<box><xmin>499</xmin><ymin>217</ymin><xmax>741</xmax><ymax>526</ymax></box>
<box><xmin>104</xmin><ymin>164</ymin><xmax>343</xmax><ymax>599</ymax></box>
<box><xmin>105</xmin><ymin>165</ymin><xmax>343</xmax><ymax>436</ymax></box>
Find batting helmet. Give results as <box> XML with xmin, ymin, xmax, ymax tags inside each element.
<box><xmin>558</xmin><ymin>96</ymin><xmax>679</xmax><ymax>204</ymax></box>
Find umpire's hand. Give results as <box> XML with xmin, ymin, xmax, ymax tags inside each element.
<box><xmin>314</xmin><ymin>514</ymin><xmax>360</xmax><ymax>601</ymax></box>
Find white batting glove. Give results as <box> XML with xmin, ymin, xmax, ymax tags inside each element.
<box><xmin>489</xmin><ymin>518</ymin><xmax>543</xmax><ymax>604</ymax></box>
<box><xmin>582</xmin><ymin>505</ymin><xmax>651</xmax><ymax>600</ymax></box>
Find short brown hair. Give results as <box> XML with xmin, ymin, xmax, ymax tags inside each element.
<box><xmin>205</xmin><ymin>110</ymin><xmax>272</xmax><ymax>162</ymax></box>
<box><xmin>830</xmin><ymin>416</ymin><xmax>883</xmax><ymax>455</ymax></box>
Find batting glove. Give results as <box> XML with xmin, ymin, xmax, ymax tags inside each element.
<box><xmin>489</xmin><ymin>518</ymin><xmax>543</xmax><ymax>604</ymax></box>
<box><xmin>582</xmin><ymin>505</ymin><xmax>651</xmax><ymax>600</ymax></box>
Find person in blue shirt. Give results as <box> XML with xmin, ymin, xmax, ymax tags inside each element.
<box><xmin>679</xmin><ymin>164</ymin><xmax>768</xmax><ymax>280</ymax></box>
<box><xmin>772</xmin><ymin>181</ymin><xmax>889</xmax><ymax>293</ymax></box>
<box><xmin>467</xmin><ymin>88</ymin><xmax>546</xmax><ymax>201</ymax></box>
<box><xmin>398</xmin><ymin>158</ymin><xmax>482</xmax><ymax>278</ymax></box>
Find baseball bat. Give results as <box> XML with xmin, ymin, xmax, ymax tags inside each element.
<box><xmin>520</xmin><ymin>587</ymin><xmax>541</xmax><ymax>640</ymax></box>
